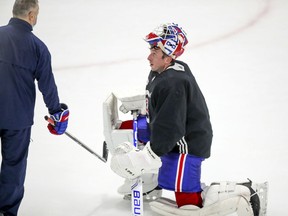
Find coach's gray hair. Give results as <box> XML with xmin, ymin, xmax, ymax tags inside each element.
<box><xmin>12</xmin><ymin>0</ymin><xmax>38</xmax><ymax>17</ymax></box>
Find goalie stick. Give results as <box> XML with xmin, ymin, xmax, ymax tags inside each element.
<box><xmin>45</xmin><ymin>116</ymin><xmax>108</xmax><ymax>163</ymax></box>
<box><xmin>131</xmin><ymin>110</ymin><xmax>144</xmax><ymax>216</ymax></box>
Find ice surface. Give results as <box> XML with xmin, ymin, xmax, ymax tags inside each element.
<box><xmin>0</xmin><ymin>0</ymin><xmax>287</xmax><ymax>215</ymax></box>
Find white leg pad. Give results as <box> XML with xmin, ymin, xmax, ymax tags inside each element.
<box><xmin>203</xmin><ymin>182</ymin><xmax>251</xmax><ymax>207</ymax></box>
<box><xmin>150</xmin><ymin>196</ymin><xmax>253</xmax><ymax>216</ymax></box>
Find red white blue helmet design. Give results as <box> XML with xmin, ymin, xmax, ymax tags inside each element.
<box><xmin>145</xmin><ymin>23</ymin><xmax>188</xmax><ymax>59</ymax></box>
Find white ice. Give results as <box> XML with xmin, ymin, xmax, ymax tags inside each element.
<box><xmin>0</xmin><ymin>0</ymin><xmax>287</xmax><ymax>215</ymax></box>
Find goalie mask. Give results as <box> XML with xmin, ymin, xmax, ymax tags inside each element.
<box><xmin>145</xmin><ymin>23</ymin><xmax>188</xmax><ymax>59</ymax></box>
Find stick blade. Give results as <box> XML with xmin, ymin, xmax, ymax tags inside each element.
<box><xmin>102</xmin><ymin>141</ymin><xmax>109</xmax><ymax>162</ymax></box>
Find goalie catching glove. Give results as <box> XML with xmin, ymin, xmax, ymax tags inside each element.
<box><xmin>47</xmin><ymin>103</ymin><xmax>69</xmax><ymax>135</ymax></box>
<box><xmin>110</xmin><ymin>141</ymin><xmax>162</xmax><ymax>179</ymax></box>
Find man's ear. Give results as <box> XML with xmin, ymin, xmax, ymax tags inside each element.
<box><xmin>164</xmin><ymin>56</ymin><xmax>173</xmax><ymax>64</ymax></box>
<box><xmin>28</xmin><ymin>11</ymin><xmax>34</xmax><ymax>22</ymax></box>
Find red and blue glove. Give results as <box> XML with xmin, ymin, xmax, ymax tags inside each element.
<box><xmin>47</xmin><ymin>103</ymin><xmax>69</xmax><ymax>135</ymax></box>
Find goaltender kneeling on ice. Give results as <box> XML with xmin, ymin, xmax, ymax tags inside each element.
<box><xmin>103</xmin><ymin>23</ymin><xmax>268</xmax><ymax>216</ymax></box>
<box><xmin>103</xmin><ymin>91</ymin><xmax>268</xmax><ymax>216</ymax></box>
<box><xmin>105</xmin><ymin>23</ymin><xmax>214</xmax><ymax>212</ymax></box>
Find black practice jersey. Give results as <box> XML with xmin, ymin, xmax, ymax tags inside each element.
<box><xmin>146</xmin><ymin>60</ymin><xmax>213</xmax><ymax>158</ymax></box>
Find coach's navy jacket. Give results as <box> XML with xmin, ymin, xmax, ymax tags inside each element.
<box><xmin>0</xmin><ymin>18</ymin><xmax>61</xmax><ymax>129</ymax></box>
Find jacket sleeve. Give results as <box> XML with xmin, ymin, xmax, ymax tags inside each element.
<box><xmin>34</xmin><ymin>40</ymin><xmax>61</xmax><ymax>114</ymax></box>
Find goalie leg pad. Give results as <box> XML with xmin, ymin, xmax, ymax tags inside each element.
<box><xmin>202</xmin><ymin>182</ymin><xmax>251</xmax><ymax>207</ymax></box>
<box><xmin>150</xmin><ymin>180</ymin><xmax>268</xmax><ymax>216</ymax></box>
<box><xmin>203</xmin><ymin>180</ymin><xmax>268</xmax><ymax>216</ymax></box>
<box><xmin>150</xmin><ymin>196</ymin><xmax>253</xmax><ymax>216</ymax></box>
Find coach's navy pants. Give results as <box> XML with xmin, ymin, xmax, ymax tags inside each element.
<box><xmin>0</xmin><ymin>128</ymin><xmax>31</xmax><ymax>216</ymax></box>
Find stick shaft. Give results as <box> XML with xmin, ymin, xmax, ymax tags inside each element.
<box><xmin>64</xmin><ymin>131</ymin><xmax>107</xmax><ymax>163</ymax></box>
<box><xmin>131</xmin><ymin>111</ymin><xmax>144</xmax><ymax>216</ymax></box>
<box><xmin>45</xmin><ymin>115</ymin><xmax>107</xmax><ymax>163</ymax></box>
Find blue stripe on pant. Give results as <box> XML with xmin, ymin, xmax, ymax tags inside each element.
<box><xmin>0</xmin><ymin>127</ymin><xmax>31</xmax><ymax>216</ymax></box>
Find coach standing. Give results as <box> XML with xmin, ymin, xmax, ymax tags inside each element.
<box><xmin>0</xmin><ymin>0</ymin><xmax>69</xmax><ymax>215</ymax></box>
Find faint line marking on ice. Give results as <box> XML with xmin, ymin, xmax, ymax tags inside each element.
<box><xmin>54</xmin><ymin>0</ymin><xmax>271</xmax><ymax>72</ymax></box>
<box><xmin>53</xmin><ymin>58</ymin><xmax>140</xmax><ymax>71</ymax></box>
<box><xmin>189</xmin><ymin>0</ymin><xmax>271</xmax><ymax>49</ymax></box>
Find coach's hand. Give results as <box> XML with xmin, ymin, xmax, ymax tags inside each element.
<box><xmin>47</xmin><ymin>103</ymin><xmax>69</xmax><ymax>135</ymax></box>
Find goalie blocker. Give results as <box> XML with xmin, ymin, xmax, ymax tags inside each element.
<box><xmin>150</xmin><ymin>180</ymin><xmax>268</xmax><ymax>216</ymax></box>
